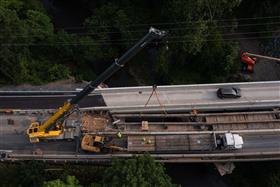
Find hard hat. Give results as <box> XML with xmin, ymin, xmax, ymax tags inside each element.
<box><xmin>116</xmin><ymin>131</ymin><xmax>122</xmax><ymax>138</ymax></box>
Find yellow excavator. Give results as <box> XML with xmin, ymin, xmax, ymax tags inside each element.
<box><xmin>26</xmin><ymin>27</ymin><xmax>167</xmax><ymax>143</ymax></box>
<box><xmin>81</xmin><ymin>134</ymin><xmax>127</xmax><ymax>153</ymax></box>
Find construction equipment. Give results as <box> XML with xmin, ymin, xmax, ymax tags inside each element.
<box><xmin>81</xmin><ymin>134</ymin><xmax>127</xmax><ymax>153</ymax></box>
<box><xmin>26</xmin><ymin>27</ymin><xmax>167</xmax><ymax>143</ymax></box>
<box><xmin>241</xmin><ymin>52</ymin><xmax>280</xmax><ymax>72</ymax></box>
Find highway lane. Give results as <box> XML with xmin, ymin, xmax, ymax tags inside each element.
<box><xmin>0</xmin><ymin>95</ymin><xmax>106</xmax><ymax>109</ymax></box>
<box><xmin>1</xmin><ymin>133</ymin><xmax>280</xmax><ymax>155</ymax></box>
<box><xmin>100</xmin><ymin>81</ymin><xmax>280</xmax><ymax>106</ymax></box>
<box><xmin>240</xmin><ymin>134</ymin><xmax>280</xmax><ymax>152</ymax></box>
<box><xmin>0</xmin><ymin>133</ymin><xmax>77</xmax><ymax>154</ymax></box>
<box><xmin>100</xmin><ymin>81</ymin><xmax>280</xmax><ymax>112</ymax></box>
<box><xmin>0</xmin><ymin>81</ymin><xmax>279</xmax><ymax>112</ymax></box>
<box><xmin>0</xmin><ymin>115</ymin><xmax>77</xmax><ymax>154</ymax></box>
<box><xmin>1</xmin><ymin>114</ymin><xmax>280</xmax><ymax>156</ymax></box>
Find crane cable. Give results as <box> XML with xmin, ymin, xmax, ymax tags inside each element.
<box><xmin>144</xmin><ymin>85</ymin><xmax>167</xmax><ymax>115</ymax></box>
<box><xmin>246</xmin><ymin>52</ymin><xmax>280</xmax><ymax>62</ymax></box>
<box><xmin>138</xmin><ymin>85</ymin><xmax>167</xmax><ymax>134</ymax></box>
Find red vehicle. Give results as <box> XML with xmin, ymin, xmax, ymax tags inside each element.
<box><xmin>240</xmin><ymin>51</ymin><xmax>280</xmax><ymax>73</ymax></box>
<box><xmin>241</xmin><ymin>52</ymin><xmax>257</xmax><ymax>73</ymax></box>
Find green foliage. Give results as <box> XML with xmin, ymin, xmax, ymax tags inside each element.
<box><xmin>15</xmin><ymin>58</ymin><xmax>70</xmax><ymax>84</ymax></box>
<box><xmin>17</xmin><ymin>161</ymin><xmax>46</xmax><ymax>187</ymax></box>
<box><xmin>0</xmin><ymin>0</ymin><xmax>250</xmax><ymax>85</ymax></box>
<box><xmin>43</xmin><ymin>176</ymin><xmax>82</xmax><ymax>187</ymax></box>
<box><xmin>152</xmin><ymin>0</ymin><xmax>242</xmax><ymax>84</ymax></box>
<box><xmin>0</xmin><ymin>0</ymin><xmax>71</xmax><ymax>84</ymax></box>
<box><xmin>48</xmin><ymin>64</ymin><xmax>71</xmax><ymax>82</ymax></box>
<box><xmin>0</xmin><ymin>0</ymin><xmax>275</xmax><ymax>86</ymax></box>
<box><xmin>0</xmin><ymin>161</ymin><xmax>105</xmax><ymax>187</ymax></box>
<box><xmin>0</xmin><ymin>0</ymin><xmax>24</xmax><ymax>12</ymax></box>
<box><xmin>84</xmin><ymin>3</ymin><xmax>133</xmax><ymax>60</ymax></box>
<box><xmin>25</xmin><ymin>10</ymin><xmax>54</xmax><ymax>41</ymax></box>
<box><xmin>0</xmin><ymin>156</ymin><xmax>176</xmax><ymax>187</ymax></box>
<box><xmin>269</xmin><ymin>172</ymin><xmax>280</xmax><ymax>187</ymax></box>
<box><xmin>81</xmin><ymin>0</ymin><xmax>242</xmax><ymax>85</ymax></box>
<box><xmin>103</xmin><ymin>155</ymin><xmax>176</xmax><ymax>187</ymax></box>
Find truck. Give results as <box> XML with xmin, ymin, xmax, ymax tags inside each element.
<box><xmin>215</xmin><ymin>132</ymin><xmax>244</xmax><ymax>150</ymax></box>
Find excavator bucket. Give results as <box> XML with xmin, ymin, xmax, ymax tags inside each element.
<box><xmin>94</xmin><ymin>136</ymin><xmax>103</xmax><ymax>143</ymax></box>
<box><xmin>81</xmin><ymin>134</ymin><xmax>102</xmax><ymax>152</ymax></box>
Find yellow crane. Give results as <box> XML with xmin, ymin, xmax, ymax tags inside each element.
<box><xmin>26</xmin><ymin>27</ymin><xmax>167</xmax><ymax>143</ymax></box>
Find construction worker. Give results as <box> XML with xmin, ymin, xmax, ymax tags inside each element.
<box><xmin>116</xmin><ymin>131</ymin><xmax>122</xmax><ymax>139</ymax></box>
<box><xmin>240</xmin><ymin>52</ymin><xmax>257</xmax><ymax>73</ymax></box>
<box><xmin>142</xmin><ymin>137</ymin><xmax>152</xmax><ymax>144</ymax></box>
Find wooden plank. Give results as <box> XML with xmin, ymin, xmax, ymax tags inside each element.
<box><xmin>128</xmin><ymin>136</ymin><xmax>155</xmax><ymax>152</ymax></box>
<box><xmin>189</xmin><ymin>134</ymin><xmax>214</xmax><ymax>151</ymax></box>
<box><xmin>155</xmin><ymin>135</ymin><xmax>188</xmax><ymax>151</ymax></box>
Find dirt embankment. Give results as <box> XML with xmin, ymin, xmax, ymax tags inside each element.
<box><xmin>0</xmin><ymin>78</ymin><xmax>88</xmax><ymax>91</ymax></box>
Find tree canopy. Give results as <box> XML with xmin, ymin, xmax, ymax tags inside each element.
<box><xmin>43</xmin><ymin>176</ymin><xmax>82</xmax><ymax>187</ymax></box>
<box><xmin>102</xmin><ymin>155</ymin><xmax>175</xmax><ymax>187</ymax></box>
<box><xmin>41</xmin><ymin>155</ymin><xmax>176</xmax><ymax>187</ymax></box>
<box><xmin>0</xmin><ymin>0</ymin><xmax>279</xmax><ymax>85</ymax></box>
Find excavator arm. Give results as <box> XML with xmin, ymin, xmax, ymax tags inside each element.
<box><xmin>27</xmin><ymin>27</ymin><xmax>167</xmax><ymax>143</ymax></box>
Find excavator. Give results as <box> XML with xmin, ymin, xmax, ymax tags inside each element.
<box><xmin>26</xmin><ymin>27</ymin><xmax>167</xmax><ymax>143</ymax></box>
<box><xmin>241</xmin><ymin>51</ymin><xmax>280</xmax><ymax>72</ymax></box>
<box><xmin>81</xmin><ymin>134</ymin><xmax>127</xmax><ymax>153</ymax></box>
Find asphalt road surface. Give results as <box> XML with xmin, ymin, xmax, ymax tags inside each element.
<box><xmin>1</xmin><ymin>115</ymin><xmax>280</xmax><ymax>155</ymax></box>
<box><xmin>0</xmin><ymin>81</ymin><xmax>279</xmax><ymax>112</ymax></box>
<box><xmin>0</xmin><ymin>95</ymin><xmax>106</xmax><ymax>109</ymax></box>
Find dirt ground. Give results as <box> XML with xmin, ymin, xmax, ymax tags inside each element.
<box><xmin>0</xmin><ymin>77</ymin><xmax>88</xmax><ymax>91</ymax></box>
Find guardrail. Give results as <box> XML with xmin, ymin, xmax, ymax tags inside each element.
<box><xmin>87</xmin><ymin>128</ymin><xmax>280</xmax><ymax>135</ymax></box>
<box><xmin>1</xmin><ymin>101</ymin><xmax>279</xmax><ymax>115</ymax></box>
<box><xmin>4</xmin><ymin>151</ymin><xmax>280</xmax><ymax>163</ymax></box>
<box><xmin>0</xmin><ymin>81</ymin><xmax>279</xmax><ymax>95</ymax></box>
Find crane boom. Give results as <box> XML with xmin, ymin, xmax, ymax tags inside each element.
<box><xmin>26</xmin><ymin>27</ymin><xmax>166</xmax><ymax>143</ymax></box>
<box><xmin>245</xmin><ymin>52</ymin><xmax>280</xmax><ymax>62</ymax></box>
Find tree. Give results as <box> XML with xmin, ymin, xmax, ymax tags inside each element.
<box><xmin>152</xmin><ymin>0</ymin><xmax>241</xmax><ymax>84</ymax></box>
<box><xmin>102</xmin><ymin>155</ymin><xmax>176</xmax><ymax>187</ymax></box>
<box><xmin>0</xmin><ymin>0</ymin><xmax>72</xmax><ymax>84</ymax></box>
<box><xmin>269</xmin><ymin>172</ymin><xmax>280</xmax><ymax>187</ymax></box>
<box><xmin>43</xmin><ymin>176</ymin><xmax>82</xmax><ymax>187</ymax></box>
<box><xmin>17</xmin><ymin>161</ymin><xmax>47</xmax><ymax>187</ymax></box>
<box><xmin>84</xmin><ymin>3</ymin><xmax>133</xmax><ymax>61</ymax></box>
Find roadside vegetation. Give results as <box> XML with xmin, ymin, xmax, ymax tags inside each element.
<box><xmin>1</xmin><ymin>0</ymin><xmax>278</xmax><ymax>86</ymax></box>
<box><xmin>0</xmin><ymin>155</ymin><xmax>177</xmax><ymax>187</ymax></box>
<box><xmin>0</xmin><ymin>0</ymin><xmax>280</xmax><ymax>186</ymax></box>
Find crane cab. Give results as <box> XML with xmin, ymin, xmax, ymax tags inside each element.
<box><xmin>27</xmin><ymin>121</ymin><xmax>63</xmax><ymax>143</ymax></box>
<box><xmin>27</xmin><ymin>122</ymin><xmax>40</xmax><ymax>143</ymax></box>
